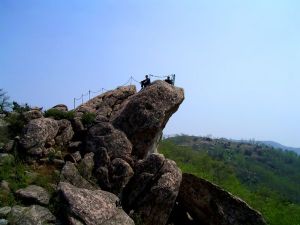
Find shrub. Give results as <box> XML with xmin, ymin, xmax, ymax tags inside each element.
<box><xmin>81</xmin><ymin>112</ymin><xmax>96</xmax><ymax>126</ymax></box>
<box><xmin>4</xmin><ymin>112</ymin><xmax>27</xmax><ymax>138</ymax></box>
<box><xmin>44</xmin><ymin>109</ymin><xmax>75</xmax><ymax>120</ymax></box>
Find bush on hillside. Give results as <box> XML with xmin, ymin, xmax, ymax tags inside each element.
<box><xmin>5</xmin><ymin>112</ymin><xmax>27</xmax><ymax>138</ymax></box>
<box><xmin>44</xmin><ymin>109</ymin><xmax>75</xmax><ymax>120</ymax></box>
<box><xmin>81</xmin><ymin>112</ymin><xmax>96</xmax><ymax>126</ymax></box>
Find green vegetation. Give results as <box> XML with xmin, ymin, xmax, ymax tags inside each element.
<box><xmin>0</xmin><ymin>157</ymin><xmax>59</xmax><ymax>207</ymax></box>
<box><xmin>159</xmin><ymin>135</ymin><xmax>300</xmax><ymax>225</ymax></box>
<box><xmin>4</xmin><ymin>112</ymin><xmax>27</xmax><ymax>138</ymax></box>
<box><xmin>0</xmin><ymin>89</ymin><xmax>11</xmax><ymax>114</ymax></box>
<box><xmin>44</xmin><ymin>108</ymin><xmax>75</xmax><ymax>120</ymax></box>
<box><xmin>81</xmin><ymin>112</ymin><xmax>96</xmax><ymax>126</ymax></box>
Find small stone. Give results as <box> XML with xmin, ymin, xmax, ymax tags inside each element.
<box><xmin>3</xmin><ymin>140</ymin><xmax>14</xmax><ymax>152</ymax></box>
<box><xmin>69</xmin><ymin>141</ymin><xmax>82</xmax><ymax>149</ymax></box>
<box><xmin>0</xmin><ymin>207</ymin><xmax>11</xmax><ymax>218</ymax></box>
<box><xmin>0</xmin><ymin>154</ymin><xmax>14</xmax><ymax>166</ymax></box>
<box><xmin>0</xmin><ymin>219</ymin><xmax>8</xmax><ymax>225</ymax></box>
<box><xmin>53</xmin><ymin>159</ymin><xmax>65</xmax><ymax>167</ymax></box>
<box><xmin>0</xmin><ymin>180</ymin><xmax>10</xmax><ymax>193</ymax></box>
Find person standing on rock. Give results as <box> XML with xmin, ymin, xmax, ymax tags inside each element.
<box><xmin>164</xmin><ymin>76</ymin><xmax>173</xmax><ymax>85</ymax></box>
<box><xmin>140</xmin><ymin>75</ymin><xmax>151</xmax><ymax>89</ymax></box>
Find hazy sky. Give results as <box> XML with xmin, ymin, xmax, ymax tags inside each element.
<box><xmin>1</xmin><ymin>0</ymin><xmax>300</xmax><ymax>147</ymax></box>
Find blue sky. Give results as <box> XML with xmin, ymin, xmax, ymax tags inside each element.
<box><xmin>1</xmin><ymin>0</ymin><xmax>300</xmax><ymax>147</ymax></box>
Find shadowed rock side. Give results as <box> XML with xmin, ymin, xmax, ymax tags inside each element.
<box><xmin>122</xmin><ymin>153</ymin><xmax>182</xmax><ymax>225</ymax></box>
<box><xmin>75</xmin><ymin>85</ymin><xmax>137</xmax><ymax>120</ymax></box>
<box><xmin>168</xmin><ymin>173</ymin><xmax>266</xmax><ymax>225</ymax></box>
<box><xmin>113</xmin><ymin>81</ymin><xmax>184</xmax><ymax>159</ymax></box>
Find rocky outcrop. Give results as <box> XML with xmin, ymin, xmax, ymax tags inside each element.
<box><xmin>172</xmin><ymin>173</ymin><xmax>266</xmax><ymax>225</ymax></box>
<box><xmin>76</xmin><ymin>85</ymin><xmax>136</xmax><ymax>120</ymax></box>
<box><xmin>20</xmin><ymin>118</ymin><xmax>59</xmax><ymax>155</ymax></box>
<box><xmin>122</xmin><ymin>153</ymin><xmax>182</xmax><ymax>225</ymax></box>
<box><xmin>8</xmin><ymin>205</ymin><xmax>55</xmax><ymax>225</ymax></box>
<box><xmin>113</xmin><ymin>81</ymin><xmax>184</xmax><ymax>159</ymax></box>
<box><xmin>3</xmin><ymin>82</ymin><xmax>268</xmax><ymax>225</ymax></box>
<box><xmin>58</xmin><ymin>182</ymin><xmax>134</xmax><ymax>225</ymax></box>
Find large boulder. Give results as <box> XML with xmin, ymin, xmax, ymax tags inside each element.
<box><xmin>122</xmin><ymin>153</ymin><xmax>182</xmax><ymax>225</ymax></box>
<box><xmin>58</xmin><ymin>182</ymin><xmax>135</xmax><ymax>225</ymax></box>
<box><xmin>8</xmin><ymin>205</ymin><xmax>55</xmax><ymax>225</ymax></box>
<box><xmin>173</xmin><ymin>173</ymin><xmax>266</xmax><ymax>225</ymax></box>
<box><xmin>86</xmin><ymin>122</ymin><xmax>132</xmax><ymax>163</ymax></box>
<box><xmin>113</xmin><ymin>81</ymin><xmax>184</xmax><ymax>159</ymax></box>
<box><xmin>15</xmin><ymin>185</ymin><xmax>50</xmax><ymax>205</ymax></box>
<box><xmin>20</xmin><ymin>118</ymin><xmax>59</xmax><ymax>151</ymax></box>
<box><xmin>76</xmin><ymin>85</ymin><xmax>136</xmax><ymax>120</ymax></box>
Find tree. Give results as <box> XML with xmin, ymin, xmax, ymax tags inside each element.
<box><xmin>0</xmin><ymin>89</ymin><xmax>11</xmax><ymax>113</ymax></box>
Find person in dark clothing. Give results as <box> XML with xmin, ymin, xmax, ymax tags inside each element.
<box><xmin>141</xmin><ymin>75</ymin><xmax>151</xmax><ymax>89</ymax></box>
<box><xmin>165</xmin><ymin>76</ymin><xmax>173</xmax><ymax>85</ymax></box>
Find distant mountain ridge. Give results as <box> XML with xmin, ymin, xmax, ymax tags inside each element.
<box><xmin>164</xmin><ymin>135</ymin><xmax>300</xmax><ymax>155</ymax></box>
<box><xmin>257</xmin><ymin>141</ymin><xmax>300</xmax><ymax>155</ymax></box>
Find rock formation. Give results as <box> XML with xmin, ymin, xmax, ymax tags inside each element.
<box><xmin>113</xmin><ymin>81</ymin><xmax>184</xmax><ymax>159</ymax></box>
<box><xmin>75</xmin><ymin>85</ymin><xmax>136</xmax><ymax>120</ymax></box>
<box><xmin>0</xmin><ymin>81</ymin><xmax>267</xmax><ymax>225</ymax></box>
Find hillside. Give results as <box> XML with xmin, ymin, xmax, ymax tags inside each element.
<box><xmin>159</xmin><ymin>135</ymin><xmax>300</xmax><ymax>225</ymax></box>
